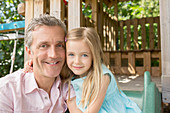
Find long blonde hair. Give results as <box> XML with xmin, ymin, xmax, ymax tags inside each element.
<box><xmin>61</xmin><ymin>27</ymin><xmax>106</xmax><ymax>108</ymax></box>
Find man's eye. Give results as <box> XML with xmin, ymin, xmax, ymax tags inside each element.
<box><xmin>57</xmin><ymin>44</ymin><xmax>65</xmax><ymax>48</ymax></box>
<box><xmin>40</xmin><ymin>44</ymin><xmax>47</xmax><ymax>48</ymax></box>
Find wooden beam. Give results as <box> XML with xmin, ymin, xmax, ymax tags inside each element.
<box><xmin>17</xmin><ymin>3</ymin><xmax>25</xmax><ymax>16</ymax></box>
<box><xmin>160</xmin><ymin>0</ymin><xmax>170</xmax><ymax>103</ymax></box>
<box><xmin>25</xmin><ymin>0</ymin><xmax>34</xmax><ymax>63</ymax></box>
<box><xmin>68</xmin><ymin>0</ymin><xmax>82</xmax><ymax>30</ymax></box>
<box><xmin>91</xmin><ymin>0</ymin><xmax>98</xmax><ymax>31</ymax></box>
<box><xmin>34</xmin><ymin>0</ymin><xmax>44</xmax><ymax>18</ymax></box>
<box><xmin>50</xmin><ymin>0</ymin><xmax>62</xmax><ymax>19</ymax></box>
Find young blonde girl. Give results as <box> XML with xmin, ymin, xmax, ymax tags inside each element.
<box><xmin>63</xmin><ymin>27</ymin><xmax>142</xmax><ymax>113</ymax></box>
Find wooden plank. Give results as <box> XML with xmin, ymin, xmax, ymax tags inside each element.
<box><xmin>104</xmin><ymin>52</ymin><xmax>110</xmax><ymax>66</ymax></box>
<box><xmin>108</xmin><ymin>17</ymin><xmax>112</xmax><ymax>51</ymax></box>
<box><xmin>136</xmin><ymin>52</ymin><xmax>144</xmax><ymax>58</ymax></box>
<box><xmin>34</xmin><ymin>0</ymin><xmax>44</xmax><ymax>18</ymax></box>
<box><xmin>133</xmin><ymin>19</ymin><xmax>139</xmax><ymax>50</ymax></box>
<box><xmin>50</xmin><ymin>0</ymin><xmax>62</xmax><ymax>19</ymax></box>
<box><xmin>121</xmin><ymin>67</ymin><xmax>129</xmax><ymax>75</ymax></box>
<box><xmin>113</xmin><ymin>0</ymin><xmax>118</xmax><ymax>50</ymax></box>
<box><xmin>103</xmin><ymin>13</ymin><xmax>106</xmax><ymax>51</ymax></box>
<box><xmin>159</xmin><ymin>52</ymin><xmax>162</xmax><ymax>76</ymax></box>
<box><xmin>126</xmin><ymin>20</ymin><xmax>131</xmax><ymax>50</ymax></box>
<box><xmin>25</xmin><ymin>0</ymin><xmax>34</xmax><ymax>62</ymax></box>
<box><xmin>128</xmin><ymin>52</ymin><xmax>136</xmax><ymax>74</ymax></box>
<box><xmin>151</xmin><ymin>67</ymin><xmax>160</xmax><ymax>76</ymax></box>
<box><xmin>155</xmin><ymin>17</ymin><xmax>161</xmax><ymax>49</ymax></box>
<box><xmin>148</xmin><ymin>18</ymin><xmax>154</xmax><ymax>50</ymax></box>
<box><xmin>119</xmin><ymin>21</ymin><xmax>124</xmax><ymax>51</ymax></box>
<box><xmin>115</xmin><ymin>52</ymin><xmax>122</xmax><ymax>74</ymax></box>
<box><xmin>144</xmin><ymin>52</ymin><xmax>151</xmax><ymax>72</ymax></box>
<box><xmin>136</xmin><ymin>67</ymin><xmax>145</xmax><ymax>76</ymax></box>
<box><xmin>151</xmin><ymin>51</ymin><xmax>160</xmax><ymax>58</ymax></box>
<box><xmin>141</xmin><ymin>18</ymin><xmax>146</xmax><ymax>50</ymax></box>
<box><xmin>68</xmin><ymin>0</ymin><xmax>82</xmax><ymax>30</ymax></box>
<box><xmin>0</xmin><ymin>34</ymin><xmax>24</xmax><ymax>41</ymax></box>
<box><xmin>98</xmin><ymin>0</ymin><xmax>104</xmax><ymax>49</ymax></box>
<box><xmin>91</xmin><ymin>0</ymin><xmax>98</xmax><ymax>31</ymax></box>
<box><xmin>106</xmin><ymin>14</ymin><xmax>109</xmax><ymax>51</ymax></box>
<box><xmin>0</xmin><ymin>21</ymin><xmax>25</xmax><ymax>32</ymax></box>
<box><xmin>111</xmin><ymin>18</ymin><xmax>114</xmax><ymax>51</ymax></box>
<box><xmin>121</xmin><ymin>52</ymin><xmax>128</xmax><ymax>58</ymax></box>
<box><xmin>17</xmin><ymin>3</ymin><xmax>25</xmax><ymax>16</ymax></box>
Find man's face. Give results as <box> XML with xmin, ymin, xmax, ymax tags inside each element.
<box><xmin>26</xmin><ymin>25</ymin><xmax>65</xmax><ymax>79</ymax></box>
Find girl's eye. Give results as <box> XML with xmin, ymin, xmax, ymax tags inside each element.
<box><xmin>68</xmin><ymin>53</ymin><xmax>74</xmax><ymax>56</ymax></box>
<box><xmin>82</xmin><ymin>54</ymin><xmax>88</xmax><ymax>57</ymax></box>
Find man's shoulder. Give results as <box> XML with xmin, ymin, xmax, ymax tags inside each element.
<box><xmin>0</xmin><ymin>69</ymin><xmax>25</xmax><ymax>89</ymax></box>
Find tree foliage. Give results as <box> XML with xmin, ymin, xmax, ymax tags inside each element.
<box><xmin>0</xmin><ymin>0</ymin><xmax>25</xmax><ymax>77</ymax></box>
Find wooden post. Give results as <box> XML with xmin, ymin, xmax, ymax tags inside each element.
<box><xmin>160</xmin><ymin>0</ymin><xmax>170</xmax><ymax>103</ymax></box>
<box><xmin>126</xmin><ymin>20</ymin><xmax>131</xmax><ymax>50</ymax></box>
<box><xmin>91</xmin><ymin>0</ymin><xmax>98</xmax><ymax>31</ymax></box>
<box><xmin>68</xmin><ymin>0</ymin><xmax>82</xmax><ymax>31</ymax></box>
<box><xmin>119</xmin><ymin>21</ymin><xmax>124</xmax><ymax>51</ymax></box>
<box><xmin>34</xmin><ymin>0</ymin><xmax>44</xmax><ymax>17</ymax></box>
<box><xmin>24</xmin><ymin>0</ymin><xmax>34</xmax><ymax>62</ymax></box>
<box><xmin>113</xmin><ymin>0</ymin><xmax>118</xmax><ymax>50</ymax></box>
<box><xmin>148</xmin><ymin>18</ymin><xmax>154</xmax><ymax>50</ymax></box>
<box><xmin>133</xmin><ymin>19</ymin><xmax>139</xmax><ymax>50</ymax></box>
<box><xmin>98</xmin><ymin>0</ymin><xmax>104</xmax><ymax>49</ymax></box>
<box><xmin>50</xmin><ymin>0</ymin><xmax>63</xmax><ymax>20</ymax></box>
<box><xmin>141</xmin><ymin>18</ymin><xmax>146</xmax><ymax>50</ymax></box>
<box><xmin>128</xmin><ymin>52</ymin><xmax>136</xmax><ymax>74</ymax></box>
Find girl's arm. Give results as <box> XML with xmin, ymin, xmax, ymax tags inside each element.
<box><xmin>67</xmin><ymin>97</ymin><xmax>83</xmax><ymax>113</ymax></box>
<box><xmin>67</xmin><ymin>75</ymin><xmax>110</xmax><ymax>113</ymax></box>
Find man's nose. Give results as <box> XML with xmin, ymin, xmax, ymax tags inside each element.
<box><xmin>48</xmin><ymin>47</ymin><xmax>58</xmax><ymax>58</ymax></box>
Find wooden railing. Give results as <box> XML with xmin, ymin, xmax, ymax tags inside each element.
<box><xmin>102</xmin><ymin>12</ymin><xmax>161</xmax><ymax>76</ymax></box>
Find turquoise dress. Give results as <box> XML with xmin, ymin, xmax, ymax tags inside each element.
<box><xmin>71</xmin><ymin>64</ymin><xmax>142</xmax><ymax>113</ymax></box>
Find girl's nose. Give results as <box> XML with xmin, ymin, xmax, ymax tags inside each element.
<box><xmin>74</xmin><ymin>56</ymin><xmax>81</xmax><ymax>64</ymax></box>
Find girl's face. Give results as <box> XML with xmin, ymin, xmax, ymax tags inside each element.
<box><xmin>66</xmin><ymin>39</ymin><xmax>92</xmax><ymax>76</ymax></box>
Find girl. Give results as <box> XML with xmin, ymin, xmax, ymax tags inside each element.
<box><xmin>63</xmin><ymin>27</ymin><xmax>142</xmax><ymax>113</ymax></box>
<box><xmin>25</xmin><ymin>27</ymin><xmax>142</xmax><ymax>113</ymax></box>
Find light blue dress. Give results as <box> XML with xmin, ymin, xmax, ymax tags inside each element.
<box><xmin>71</xmin><ymin>64</ymin><xmax>142</xmax><ymax>113</ymax></box>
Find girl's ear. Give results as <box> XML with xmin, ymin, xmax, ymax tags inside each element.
<box><xmin>25</xmin><ymin>46</ymin><xmax>33</xmax><ymax>58</ymax></box>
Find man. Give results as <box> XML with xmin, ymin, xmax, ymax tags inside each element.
<box><xmin>0</xmin><ymin>15</ymin><xmax>75</xmax><ymax>113</ymax></box>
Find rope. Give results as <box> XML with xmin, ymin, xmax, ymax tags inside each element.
<box><xmin>10</xmin><ymin>30</ymin><xmax>18</xmax><ymax>74</ymax></box>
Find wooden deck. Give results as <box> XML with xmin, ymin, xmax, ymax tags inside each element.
<box><xmin>115</xmin><ymin>74</ymin><xmax>161</xmax><ymax>92</ymax></box>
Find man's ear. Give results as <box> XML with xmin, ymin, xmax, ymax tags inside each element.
<box><xmin>25</xmin><ymin>46</ymin><xmax>33</xmax><ymax>58</ymax></box>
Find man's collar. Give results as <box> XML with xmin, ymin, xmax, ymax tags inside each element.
<box><xmin>24</xmin><ymin>73</ymin><xmax>62</xmax><ymax>94</ymax></box>
<box><xmin>24</xmin><ymin>72</ymin><xmax>39</xmax><ymax>94</ymax></box>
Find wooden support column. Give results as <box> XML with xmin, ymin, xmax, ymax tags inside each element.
<box><xmin>144</xmin><ymin>52</ymin><xmax>151</xmax><ymax>73</ymax></box>
<box><xmin>50</xmin><ymin>0</ymin><xmax>63</xmax><ymax>20</ymax></box>
<box><xmin>98</xmin><ymin>0</ymin><xmax>104</xmax><ymax>48</ymax></box>
<box><xmin>34</xmin><ymin>0</ymin><xmax>44</xmax><ymax>17</ymax></box>
<box><xmin>24</xmin><ymin>0</ymin><xmax>34</xmax><ymax>62</ymax></box>
<box><xmin>68</xmin><ymin>0</ymin><xmax>82</xmax><ymax>31</ymax></box>
<box><xmin>128</xmin><ymin>52</ymin><xmax>135</xmax><ymax>74</ymax></box>
<box><xmin>91</xmin><ymin>0</ymin><xmax>98</xmax><ymax>31</ymax></box>
<box><xmin>160</xmin><ymin>0</ymin><xmax>170</xmax><ymax>103</ymax></box>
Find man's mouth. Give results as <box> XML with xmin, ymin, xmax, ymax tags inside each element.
<box><xmin>45</xmin><ymin>61</ymin><xmax>59</xmax><ymax>65</ymax></box>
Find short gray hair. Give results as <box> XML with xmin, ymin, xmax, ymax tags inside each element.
<box><xmin>25</xmin><ymin>14</ymin><xmax>67</xmax><ymax>48</ymax></box>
